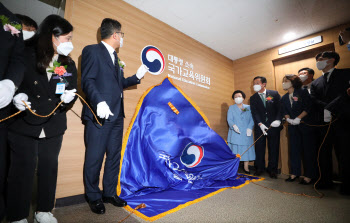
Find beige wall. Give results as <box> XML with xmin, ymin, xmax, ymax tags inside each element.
<box><xmin>57</xmin><ymin>0</ymin><xmax>235</xmax><ymax>199</ymax></box>
<box><xmin>232</xmin><ymin>23</ymin><xmax>350</xmax><ymax>174</ymax></box>
<box><xmin>57</xmin><ymin>0</ymin><xmax>350</xmax><ymax>199</ymax></box>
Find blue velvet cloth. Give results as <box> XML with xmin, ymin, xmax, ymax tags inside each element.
<box><xmin>118</xmin><ymin>78</ymin><xmax>261</xmax><ymax>220</ymax></box>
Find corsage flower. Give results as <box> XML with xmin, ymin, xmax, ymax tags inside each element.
<box><xmin>241</xmin><ymin>108</ymin><xmax>249</xmax><ymax>112</ymax></box>
<box><xmin>118</xmin><ymin>58</ymin><xmax>126</xmax><ymax>71</ymax></box>
<box><xmin>266</xmin><ymin>96</ymin><xmax>274</xmax><ymax>101</ymax></box>
<box><xmin>292</xmin><ymin>96</ymin><xmax>299</xmax><ymax>102</ymax></box>
<box><xmin>1</xmin><ymin>15</ymin><xmax>22</xmax><ymax>37</ymax></box>
<box><xmin>48</xmin><ymin>61</ymin><xmax>67</xmax><ymax>76</ymax></box>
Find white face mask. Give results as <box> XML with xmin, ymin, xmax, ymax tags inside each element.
<box><xmin>234</xmin><ymin>97</ymin><xmax>244</xmax><ymax>104</ymax></box>
<box><xmin>316</xmin><ymin>60</ymin><xmax>328</xmax><ymax>70</ymax></box>
<box><xmin>253</xmin><ymin>84</ymin><xmax>262</xmax><ymax>92</ymax></box>
<box><xmin>55</xmin><ymin>38</ymin><xmax>74</xmax><ymax>56</ymax></box>
<box><xmin>299</xmin><ymin>75</ymin><xmax>308</xmax><ymax>82</ymax></box>
<box><xmin>119</xmin><ymin>37</ymin><xmax>123</xmax><ymax>48</ymax></box>
<box><xmin>23</xmin><ymin>30</ymin><xmax>35</xmax><ymax>40</ymax></box>
<box><xmin>282</xmin><ymin>82</ymin><xmax>292</xmax><ymax>90</ymax></box>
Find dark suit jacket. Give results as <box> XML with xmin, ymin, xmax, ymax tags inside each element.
<box><xmin>250</xmin><ymin>89</ymin><xmax>282</xmax><ymax>127</ymax></box>
<box><xmin>0</xmin><ymin>3</ymin><xmax>25</xmax><ymax>119</ymax></box>
<box><xmin>7</xmin><ymin>46</ymin><xmax>78</xmax><ymax>138</ymax></box>
<box><xmin>81</xmin><ymin>42</ymin><xmax>140</xmax><ymax>124</ymax></box>
<box><xmin>281</xmin><ymin>88</ymin><xmax>312</xmax><ymax>123</ymax></box>
<box><xmin>310</xmin><ymin>68</ymin><xmax>350</xmax><ymax>124</ymax></box>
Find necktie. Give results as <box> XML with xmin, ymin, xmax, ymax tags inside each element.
<box><xmin>259</xmin><ymin>93</ymin><xmax>266</xmax><ymax>107</ymax></box>
<box><xmin>113</xmin><ymin>51</ymin><xmax>123</xmax><ymax>113</ymax></box>
<box><xmin>324</xmin><ymin>72</ymin><xmax>329</xmax><ymax>83</ymax></box>
<box><xmin>113</xmin><ymin>51</ymin><xmax>120</xmax><ymax>83</ymax></box>
<box><xmin>113</xmin><ymin>51</ymin><xmax>119</xmax><ymax>68</ymax></box>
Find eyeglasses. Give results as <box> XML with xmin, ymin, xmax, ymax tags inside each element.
<box><xmin>116</xmin><ymin>32</ymin><xmax>124</xmax><ymax>38</ymax></box>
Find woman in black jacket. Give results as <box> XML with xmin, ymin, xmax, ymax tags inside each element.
<box><xmin>281</xmin><ymin>74</ymin><xmax>317</xmax><ymax>185</ymax></box>
<box><xmin>6</xmin><ymin>15</ymin><xmax>77</xmax><ymax>223</ymax></box>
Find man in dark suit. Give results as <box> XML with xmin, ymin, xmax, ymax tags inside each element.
<box><xmin>297</xmin><ymin>67</ymin><xmax>320</xmax><ymax>182</ymax></box>
<box><xmin>298</xmin><ymin>67</ymin><xmax>314</xmax><ymax>94</ymax></box>
<box><xmin>0</xmin><ymin>3</ymin><xmax>25</xmax><ymax>221</ymax></box>
<box><xmin>310</xmin><ymin>51</ymin><xmax>350</xmax><ymax>195</ymax></box>
<box><xmin>81</xmin><ymin>18</ymin><xmax>149</xmax><ymax>214</ymax></box>
<box><xmin>250</xmin><ymin>76</ymin><xmax>283</xmax><ymax>179</ymax></box>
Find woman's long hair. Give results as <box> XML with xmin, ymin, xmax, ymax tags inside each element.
<box><xmin>26</xmin><ymin>15</ymin><xmax>73</xmax><ymax>73</ymax></box>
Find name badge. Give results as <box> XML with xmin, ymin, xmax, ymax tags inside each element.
<box><xmin>56</xmin><ymin>83</ymin><xmax>65</xmax><ymax>94</ymax></box>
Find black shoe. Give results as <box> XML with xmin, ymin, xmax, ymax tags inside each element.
<box><xmin>244</xmin><ymin>170</ymin><xmax>251</xmax><ymax>174</ymax></box>
<box><xmin>254</xmin><ymin>170</ymin><xmax>263</xmax><ymax>176</ymax></box>
<box><xmin>102</xmin><ymin>195</ymin><xmax>127</xmax><ymax>207</ymax></box>
<box><xmin>285</xmin><ymin>176</ymin><xmax>299</xmax><ymax>182</ymax></box>
<box><xmin>269</xmin><ymin>172</ymin><xmax>278</xmax><ymax>179</ymax></box>
<box><xmin>88</xmin><ymin>199</ymin><xmax>105</xmax><ymax>214</ymax></box>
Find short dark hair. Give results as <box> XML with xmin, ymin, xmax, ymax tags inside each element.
<box><xmin>283</xmin><ymin>74</ymin><xmax>302</xmax><ymax>89</ymax></box>
<box><xmin>15</xmin><ymin>14</ymin><xmax>38</xmax><ymax>29</ymax></box>
<box><xmin>298</xmin><ymin>67</ymin><xmax>314</xmax><ymax>76</ymax></box>
<box><xmin>232</xmin><ymin>90</ymin><xmax>246</xmax><ymax>100</ymax></box>
<box><xmin>253</xmin><ymin>76</ymin><xmax>267</xmax><ymax>84</ymax></box>
<box><xmin>315</xmin><ymin>51</ymin><xmax>340</xmax><ymax>66</ymax></box>
<box><xmin>101</xmin><ymin>18</ymin><xmax>121</xmax><ymax>39</ymax></box>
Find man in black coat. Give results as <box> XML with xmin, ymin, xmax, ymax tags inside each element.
<box><xmin>0</xmin><ymin>3</ymin><xmax>25</xmax><ymax>221</ymax></box>
<box><xmin>250</xmin><ymin>76</ymin><xmax>283</xmax><ymax>179</ymax></box>
<box><xmin>310</xmin><ymin>51</ymin><xmax>350</xmax><ymax>195</ymax></box>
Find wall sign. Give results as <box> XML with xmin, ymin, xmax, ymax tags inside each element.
<box><xmin>167</xmin><ymin>54</ymin><xmax>211</xmax><ymax>90</ymax></box>
<box><xmin>140</xmin><ymin>45</ymin><xmax>211</xmax><ymax>89</ymax></box>
<box><xmin>278</xmin><ymin>36</ymin><xmax>322</xmax><ymax>55</ymax></box>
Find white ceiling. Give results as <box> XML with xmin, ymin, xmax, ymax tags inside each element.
<box><xmin>1</xmin><ymin>0</ymin><xmax>65</xmax><ymax>24</ymax></box>
<box><xmin>123</xmin><ymin>0</ymin><xmax>350</xmax><ymax>60</ymax></box>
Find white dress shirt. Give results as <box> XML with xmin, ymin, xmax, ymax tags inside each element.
<box><xmin>45</xmin><ymin>54</ymin><xmax>59</xmax><ymax>81</ymax></box>
<box><xmin>289</xmin><ymin>93</ymin><xmax>293</xmax><ymax>107</ymax></box>
<box><xmin>258</xmin><ymin>89</ymin><xmax>267</xmax><ymax>98</ymax></box>
<box><xmin>303</xmin><ymin>82</ymin><xmax>312</xmax><ymax>94</ymax></box>
<box><xmin>323</xmin><ymin>68</ymin><xmax>335</xmax><ymax>82</ymax></box>
<box><xmin>101</xmin><ymin>41</ymin><xmax>116</xmax><ymax>64</ymax></box>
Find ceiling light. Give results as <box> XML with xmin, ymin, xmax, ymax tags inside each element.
<box><xmin>283</xmin><ymin>32</ymin><xmax>296</xmax><ymax>41</ymax></box>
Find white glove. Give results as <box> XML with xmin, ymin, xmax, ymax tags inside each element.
<box><xmin>60</xmin><ymin>89</ymin><xmax>76</xmax><ymax>104</ymax></box>
<box><xmin>247</xmin><ymin>128</ymin><xmax>252</xmax><ymax>137</ymax></box>
<box><xmin>136</xmin><ymin>64</ymin><xmax>149</xmax><ymax>79</ymax></box>
<box><xmin>233</xmin><ymin>124</ymin><xmax>240</xmax><ymax>134</ymax></box>
<box><xmin>286</xmin><ymin>118</ymin><xmax>293</xmax><ymax>125</ymax></box>
<box><xmin>324</xmin><ymin>109</ymin><xmax>331</xmax><ymax>122</ymax></box>
<box><xmin>97</xmin><ymin>101</ymin><xmax>114</xmax><ymax>119</ymax></box>
<box><xmin>291</xmin><ymin>117</ymin><xmax>301</xmax><ymax>125</ymax></box>
<box><xmin>0</xmin><ymin>79</ymin><xmax>15</xmax><ymax>109</ymax></box>
<box><xmin>271</xmin><ymin>120</ymin><xmax>281</xmax><ymax>127</ymax></box>
<box><xmin>13</xmin><ymin>93</ymin><xmax>31</xmax><ymax>111</ymax></box>
<box><xmin>259</xmin><ymin>124</ymin><xmax>268</xmax><ymax>135</ymax></box>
